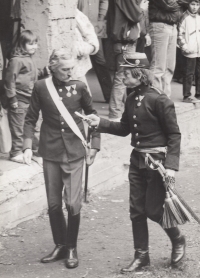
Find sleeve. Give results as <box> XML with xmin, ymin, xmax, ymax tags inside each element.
<box><xmin>76</xmin><ymin>9</ymin><xmax>99</xmax><ymax>55</ymax></box>
<box><xmin>116</xmin><ymin>0</ymin><xmax>143</xmax><ymax>23</ymax></box>
<box><xmin>4</xmin><ymin>58</ymin><xmax>22</xmax><ymax>102</ymax></box>
<box><xmin>80</xmin><ymin>84</ymin><xmax>101</xmax><ymax>150</ymax></box>
<box><xmin>99</xmin><ymin>0</ymin><xmax>109</xmax><ymax>20</ymax></box>
<box><xmin>23</xmin><ymin>84</ymin><xmax>41</xmax><ymax>150</ymax></box>
<box><xmin>98</xmin><ymin>98</ymin><xmax>131</xmax><ymax>137</ymax></box>
<box><xmin>75</xmin><ymin>28</ymin><xmax>97</xmax><ymax>57</ymax></box>
<box><xmin>37</xmin><ymin>66</ymin><xmax>51</xmax><ymax>80</ymax></box>
<box><xmin>155</xmin><ymin>95</ymin><xmax>181</xmax><ymax>171</ymax></box>
<box><xmin>177</xmin><ymin>16</ymin><xmax>189</xmax><ymax>53</ymax></box>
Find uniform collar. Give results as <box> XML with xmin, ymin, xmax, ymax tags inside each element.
<box><xmin>52</xmin><ymin>76</ymin><xmax>72</xmax><ymax>86</ymax></box>
<box><xmin>133</xmin><ymin>84</ymin><xmax>150</xmax><ymax>95</ymax></box>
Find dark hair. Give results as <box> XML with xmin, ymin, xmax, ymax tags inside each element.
<box><xmin>188</xmin><ymin>0</ymin><xmax>200</xmax><ymax>4</ymax></box>
<box><xmin>14</xmin><ymin>30</ymin><xmax>38</xmax><ymax>56</ymax></box>
<box><xmin>129</xmin><ymin>68</ymin><xmax>154</xmax><ymax>86</ymax></box>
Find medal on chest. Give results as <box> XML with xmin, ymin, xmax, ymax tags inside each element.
<box><xmin>65</xmin><ymin>84</ymin><xmax>77</xmax><ymax>97</ymax></box>
<box><xmin>135</xmin><ymin>95</ymin><xmax>145</xmax><ymax>107</ymax></box>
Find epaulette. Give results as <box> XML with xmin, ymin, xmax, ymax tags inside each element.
<box><xmin>150</xmin><ymin>86</ymin><xmax>162</xmax><ymax>95</ymax></box>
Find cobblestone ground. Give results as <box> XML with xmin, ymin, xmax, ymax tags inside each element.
<box><xmin>0</xmin><ymin>150</ymin><xmax>200</xmax><ymax>278</ymax></box>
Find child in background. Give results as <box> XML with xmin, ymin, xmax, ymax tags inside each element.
<box><xmin>4</xmin><ymin>30</ymin><xmax>38</xmax><ymax>163</ymax></box>
<box><xmin>178</xmin><ymin>0</ymin><xmax>200</xmax><ymax>103</ymax></box>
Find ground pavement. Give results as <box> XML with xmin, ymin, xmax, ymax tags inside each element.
<box><xmin>0</xmin><ymin>149</ymin><xmax>200</xmax><ymax>278</ymax></box>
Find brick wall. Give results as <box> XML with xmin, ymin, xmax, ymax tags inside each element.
<box><xmin>21</xmin><ymin>0</ymin><xmax>77</xmax><ymax>68</ymax></box>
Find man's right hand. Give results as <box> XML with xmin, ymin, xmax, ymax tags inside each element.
<box><xmin>23</xmin><ymin>149</ymin><xmax>33</xmax><ymax>165</ymax></box>
<box><xmin>85</xmin><ymin>114</ymin><xmax>100</xmax><ymax>127</ymax></box>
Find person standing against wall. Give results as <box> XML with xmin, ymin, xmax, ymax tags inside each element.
<box><xmin>77</xmin><ymin>0</ymin><xmax>112</xmax><ymax>103</ymax></box>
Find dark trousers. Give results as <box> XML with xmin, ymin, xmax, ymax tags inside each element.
<box><xmin>43</xmin><ymin>157</ymin><xmax>84</xmax><ymax>245</ymax></box>
<box><xmin>8</xmin><ymin>101</ymin><xmax>29</xmax><ymax>157</ymax></box>
<box><xmin>129</xmin><ymin>160</ymin><xmax>166</xmax><ymax>223</ymax></box>
<box><xmin>183</xmin><ymin>56</ymin><xmax>200</xmax><ymax>98</ymax></box>
<box><xmin>90</xmin><ymin>38</ymin><xmax>112</xmax><ymax>102</ymax></box>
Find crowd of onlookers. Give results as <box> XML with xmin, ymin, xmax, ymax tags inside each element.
<box><xmin>1</xmin><ymin>0</ymin><xmax>200</xmax><ymax>176</ymax></box>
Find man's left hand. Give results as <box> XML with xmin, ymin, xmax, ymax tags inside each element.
<box><xmin>165</xmin><ymin>169</ymin><xmax>175</xmax><ymax>189</ymax></box>
<box><xmin>87</xmin><ymin>149</ymin><xmax>98</xmax><ymax>166</ymax></box>
<box><xmin>166</xmin><ymin>169</ymin><xmax>175</xmax><ymax>177</ymax></box>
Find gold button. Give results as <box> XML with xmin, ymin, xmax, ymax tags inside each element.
<box><xmin>137</xmin><ymin>142</ymin><xmax>140</xmax><ymax>145</ymax></box>
<box><xmin>134</xmin><ymin>124</ymin><xmax>137</xmax><ymax>127</ymax></box>
<box><xmin>136</xmin><ymin>133</ymin><xmax>139</xmax><ymax>136</ymax></box>
<box><xmin>135</xmin><ymin>97</ymin><xmax>138</xmax><ymax>100</ymax></box>
<box><xmin>133</xmin><ymin>115</ymin><xmax>136</xmax><ymax>119</ymax></box>
<box><xmin>137</xmin><ymin>102</ymin><xmax>141</xmax><ymax>107</ymax></box>
<box><xmin>59</xmin><ymin>89</ymin><xmax>62</xmax><ymax>92</ymax></box>
<box><xmin>61</xmin><ymin>129</ymin><xmax>64</xmax><ymax>132</ymax></box>
<box><xmin>61</xmin><ymin>122</ymin><xmax>64</xmax><ymax>125</ymax></box>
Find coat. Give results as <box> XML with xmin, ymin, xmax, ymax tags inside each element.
<box><xmin>149</xmin><ymin>0</ymin><xmax>181</xmax><ymax>25</ymax></box>
<box><xmin>4</xmin><ymin>54</ymin><xmax>38</xmax><ymax>104</ymax></box>
<box><xmin>178</xmin><ymin>10</ymin><xmax>200</xmax><ymax>58</ymax></box>
<box><xmin>73</xmin><ymin>9</ymin><xmax>99</xmax><ymax>79</ymax></box>
<box><xmin>107</xmin><ymin>0</ymin><xmax>142</xmax><ymax>44</ymax></box>
<box><xmin>23</xmin><ymin>77</ymin><xmax>100</xmax><ymax>162</ymax></box>
<box><xmin>97</xmin><ymin>84</ymin><xmax>181</xmax><ymax>171</ymax></box>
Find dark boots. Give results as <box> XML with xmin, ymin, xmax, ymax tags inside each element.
<box><xmin>65</xmin><ymin>212</ymin><xmax>80</xmax><ymax>269</ymax></box>
<box><xmin>121</xmin><ymin>219</ymin><xmax>150</xmax><ymax>273</ymax></box>
<box><xmin>41</xmin><ymin>209</ymin><xmax>68</xmax><ymax>263</ymax></box>
<box><xmin>41</xmin><ymin>244</ymin><xmax>66</xmax><ymax>263</ymax></box>
<box><xmin>121</xmin><ymin>251</ymin><xmax>150</xmax><ymax>273</ymax></box>
<box><xmin>41</xmin><ymin>209</ymin><xmax>80</xmax><ymax>268</ymax></box>
<box><xmin>164</xmin><ymin>227</ymin><xmax>186</xmax><ymax>265</ymax></box>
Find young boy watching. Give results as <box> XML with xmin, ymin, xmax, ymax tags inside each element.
<box><xmin>178</xmin><ymin>0</ymin><xmax>200</xmax><ymax>103</ymax></box>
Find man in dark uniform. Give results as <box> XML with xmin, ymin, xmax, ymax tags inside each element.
<box><xmin>23</xmin><ymin>49</ymin><xmax>100</xmax><ymax>269</ymax></box>
<box><xmin>85</xmin><ymin>53</ymin><xmax>186</xmax><ymax>273</ymax></box>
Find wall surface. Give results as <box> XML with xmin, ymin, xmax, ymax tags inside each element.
<box><xmin>21</xmin><ymin>0</ymin><xmax>77</xmax><ymax>68</ymax></box>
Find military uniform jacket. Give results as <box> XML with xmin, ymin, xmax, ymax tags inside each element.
<box><xmin>23</xmin><ymin>77</ymin><xmax>100</xmax><ymax>162</ymax></box>
<box><xmin>98</xmin><ymin>84</ymin><xmax>181</xmax><ymax>171</ymax></box>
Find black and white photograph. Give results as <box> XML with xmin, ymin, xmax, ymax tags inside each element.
<box><xmin>0</xmin><ymin>0</ymin><xmax>200</xmax><ymax>277</ymax></box>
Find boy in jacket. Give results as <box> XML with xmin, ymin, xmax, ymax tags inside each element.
<box><xmin>178</xmin><ymin>0</ymin><xmax>200</xmax><ymax>103</ymax></box>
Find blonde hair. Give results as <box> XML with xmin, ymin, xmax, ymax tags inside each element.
<box><xmin>49</xmin><ymin>49</ymin><xmax>74</xmax><ymax>72</ymax></box>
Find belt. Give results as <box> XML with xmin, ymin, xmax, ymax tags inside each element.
<box><xmin>134</xmin><ymin>147</ymin><xmax>167</xmax><ymax>154</ymax></box>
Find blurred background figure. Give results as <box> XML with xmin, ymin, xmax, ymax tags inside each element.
<box><xmin>77</xmin><ymin>0</ymin><xmax>112</xmax><ymax>103</ymax></box>
<box><xmin>136</xmin><ymin>0</ymin><xmax>151</xmax><ymax>58</ymax></box>
<box><xmin>73</xmin><ymin>8</ymin><xmax>99</xmax><ymax>96</ymax></box>
<box><xmin>106</xmin><ymin>0</ymin><xmax>142</xmax><ymax>121</ymax></box>
<box><xmin>177</xmin><ymin>0</ymin><xmax>200</xmax><ymax>103</ymax></box>
<box><xmin>148</xmin><ymin>0</ymin><xmax>181</xmax><ymax>98</ymax></box>
<box><xmin>0</xmin><ymin>43</ymin><xmax>4</xmax><ymax>176</ymax></box>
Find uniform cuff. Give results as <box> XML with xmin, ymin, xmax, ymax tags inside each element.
<box><xmin>23</xmin><ymin>138</ymin><xmax>32</xmax><ymax>151</ymax></box>
<box><xmin>164</xmin><ymin>154</ymin><xmax>179</xmax><ymax>171</ymax></box>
